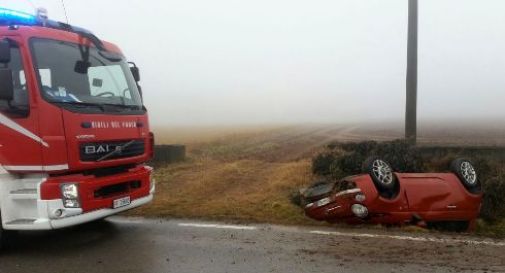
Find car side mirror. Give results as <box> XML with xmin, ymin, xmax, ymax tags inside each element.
<box><xmin>129</xmin><ymin>62</ymin><xmax>140</xmax><ymax>82</ymax></box>
<box><xmin>0</xmin><ymin>68</ymin><xmax>14</xmax><ymax>101</ymax></box>
<box><xmin>0</xmin><ymin>40</ymin><xmax>11</xmax><ymax>63</ymax></box>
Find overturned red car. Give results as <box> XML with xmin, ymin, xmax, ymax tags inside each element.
<box><xmin>303</xmin><ymin>157</ymin><xmax>483</xmax><ymax>231</ymax></box>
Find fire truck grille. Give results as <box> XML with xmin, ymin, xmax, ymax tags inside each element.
<box><xmin>94</xmin><ymin>180</ymin><xmax>141</xmax><ymax>198</ymax></box>
<box><xmin>80</xmin><ymin>140</ymin><xmax>145</xmax><ymax>162</ymax></box>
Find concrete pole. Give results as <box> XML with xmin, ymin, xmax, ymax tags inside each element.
<box><xmin>405</xmin><ymin>0</ymin><xmax>418</xmax><ymax>144</ymax></box>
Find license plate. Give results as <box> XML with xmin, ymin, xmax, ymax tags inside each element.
<box><xmin>113</xmin><ymin>196</ymin><xmax>131</xmax><ymax>209</ymax></box>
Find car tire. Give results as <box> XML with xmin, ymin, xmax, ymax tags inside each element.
<box><xmin>450</xmin><ymin>158</ymin><xmax>481</xmax><ymax>192</ymax></box>
<box><xmin>362</xmin><ymin>156</ymin><xmax>397</xmax><ymax>191</ymax></box>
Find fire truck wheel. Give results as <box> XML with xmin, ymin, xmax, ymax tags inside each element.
<box><xmin>0</xmin><ymin>213</ymin><xmax>16</xmax><ymax>250</ymax></box>
<box><xmin>0</xmin><ymin>214</ymin><xmax>5</xmax><ymax>249</ymax></box>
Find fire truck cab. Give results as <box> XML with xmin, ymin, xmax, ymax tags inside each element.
<box><xmin>0</xmin><ymin>8</ymin><xmax>154</xmax><ymax>244</ymax></box>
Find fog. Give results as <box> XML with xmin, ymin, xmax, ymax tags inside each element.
<box><xmin>3</xmin><ymin>0</ymin><xmax>505</xmax><ymax>126</ymax></box>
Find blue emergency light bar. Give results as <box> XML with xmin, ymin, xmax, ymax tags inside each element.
<box><xmin>0</xmin><ymin>7</ymin><xmax>105</xmax><ymax>50</ymax></box>
<box><xmin>0</xmin><ymin>7</ymin><xmax>37</xmax><ymax>25</ymax></box>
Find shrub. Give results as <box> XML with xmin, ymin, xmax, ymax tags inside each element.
<box><xmin>311</xmin><ymin>152</ymin><xmax>338</xmax><ymax>176</ymax></box>
<box><xmin>481</xmin><ymin>175</ymin><xmax>505</xmax><ymax>221</ymax></box>
<box><xmin>371</xmin><ymin>140</ymin><xmax>424</xmax><ymax>172</ymax></box>
<box><xmin>313</xmin><ymin>140</ymin><xmax>423</xmax><ymax>179</ymax></box>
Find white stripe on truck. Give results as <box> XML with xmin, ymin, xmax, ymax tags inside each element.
<box><xmin>2</xmin><ymin>164</ymin><xmax>68</xmax><ymax>171</ymax></box>
<box><xmin>0</xmin><ymin>112</ymin><xmax>49</xmax><ymax>147</ymax></box>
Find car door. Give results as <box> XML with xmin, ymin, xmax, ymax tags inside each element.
<box><xmin>399</xmin><ymin>174</ymin><xmax>452</xmax><ymax>212</ymax></box>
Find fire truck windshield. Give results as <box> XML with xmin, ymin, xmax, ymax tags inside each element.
<box><xmin>31</xmin><ymin>38</ymin><xmax>143</xmax><ymax>112</ymax></box>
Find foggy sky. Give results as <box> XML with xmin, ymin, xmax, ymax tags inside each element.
<box><xmin>3</xmin><ymin>0</ymin><xmax>505</xmax><ymax>126</ymax></box>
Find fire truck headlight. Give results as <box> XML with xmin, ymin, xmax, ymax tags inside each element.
<box><xmin>61</xmin><ymin>183</ymin><xmax>79</xmax><ymax>199</ymax></box>
<box><xmin>61</xmin><ymin>183</ymin><xmax>80</xmax><ymax>208</ymax></box>
<box><xmin>63</xmin><ymin>199</ymin><xmax>80</xmax><ymax>208</ymax></box>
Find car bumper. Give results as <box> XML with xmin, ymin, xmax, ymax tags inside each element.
<box><xmin>305</xmin><ymin>202</ymin><xmax>354</xmax><ymax>222</ymax></box>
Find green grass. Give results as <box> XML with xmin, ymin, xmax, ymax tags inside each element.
<box><xmin>476</xmin><ymin>219</ymin><xmax>505</xmax><ymax>238</ymax></box>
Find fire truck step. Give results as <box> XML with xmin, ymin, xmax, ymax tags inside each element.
<box><xmin>5</xmin><ymin>219</ymin><xmax>36</xmax><ymax>225</ymax></box>
<box><xmin>9</xmin><ymin>188</ymin><xmax>38</xmax><ymax>200</ymax></box>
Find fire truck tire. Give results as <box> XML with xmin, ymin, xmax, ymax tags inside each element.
<box><xmin>0</xmin><ymin>213</ymin><xmax>5</xmax><ymax>250</ymax></box>
<box><xmin>0</xmin><ymin>213</ymin><xmax>15</xmax><ymax>250</ymax></box>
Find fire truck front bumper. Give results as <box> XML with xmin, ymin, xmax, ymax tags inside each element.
<box><xmin>3</xmin><ymin>165</ymin><xmax>155</xmax><ymax>230</ymax></box>
<box><xmin>47</xmin><ymin>192</ymin><xmax>153</xmax><ymax>229</ymax></box>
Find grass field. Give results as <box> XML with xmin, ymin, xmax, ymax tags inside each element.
<box><xmin>131</xmin><ymin>125</ymin><xmax>362</xmax><ymax>224</ymax></box>
<box><xmin>130</xmin><ymin>123</ymin><xmax>505</xmax><ymax>233</ymax></box>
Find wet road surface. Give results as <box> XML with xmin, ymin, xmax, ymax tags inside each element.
<box><xmin>1</xmin><ymin>217</ymin><xmax>504</xmax><ymax>273</ymax></box>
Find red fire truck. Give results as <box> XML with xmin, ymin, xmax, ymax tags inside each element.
<box><xmin>0</xmin><ymin>8</ymin><xmax>155</xmax><ymax>245</ymax></box>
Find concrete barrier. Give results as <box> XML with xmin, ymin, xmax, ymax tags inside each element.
<box><xmin>152</xmin><ymin>145</ymin><xmax>186</xmax><ymax>164</ymax></box>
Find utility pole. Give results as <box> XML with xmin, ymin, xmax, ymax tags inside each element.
<box><xmin>405</xmin><ymin>0</ymin><xmax>418</xmax><ymax>144</ymax></box>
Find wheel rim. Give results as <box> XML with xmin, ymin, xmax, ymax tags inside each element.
<box><xmin>372</xmin><ymin>159</ymin><xmax>393</xmax><ymax>185</ymax></box>
<box><xmin>460</xmin><ymin>161</ymin><xmax>477</xmax><ymax>185</ymax></box>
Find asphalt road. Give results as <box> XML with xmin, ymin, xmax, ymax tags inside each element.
<box><xmin>1</xmin><ymin>217</ymin><xmax>504</xmax><ymax>273</ymax></box>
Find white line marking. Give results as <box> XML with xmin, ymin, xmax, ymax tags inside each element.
<box><xmin>309</xmin><ymin>230</ymin><xmax>505</xmax><ymax>247</ymax></box>
<box><xmin>178</xmin><ymin>223</ymin><xmax>258</xmax><ymax>230</ymax></box>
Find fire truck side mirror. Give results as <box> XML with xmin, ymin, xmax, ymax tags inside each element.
<box><xmin>0</xmin><ymin>40</ymin><xmax>11</xmax><ymax>63</ymax></box>
<box><xmin>0</xmin><ymin>68</ymin><xmax>14</xmax><ymax>101</ymax></box>
<box><xmin>130</xmin><ymin>66</ymin><xmax>140</xmax><ymax>82</ymax></box>
<box><xmin>128</xmin><ymin>62</ymin><xmax>140</xmax><ymax>82</ymax></box>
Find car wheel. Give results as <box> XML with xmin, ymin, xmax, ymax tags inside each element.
<box><xmin>363</xmin><ymin>157</ymin><xmax>397</xmax><ymax>191</ymax></box>
<box><xmin>450</xmin><ymin>158</ymin><xmax>481</xmax><ymax>192</ymax></box>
